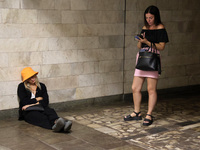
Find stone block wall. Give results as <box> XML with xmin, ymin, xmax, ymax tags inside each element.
<box><xmin>124</xmin><ymin>0</ymin><xmax>200</xmax><ymax>93</ymax></box>
<box><xmin>0</xmin><ymin>0</ymin><xmax>125</xmax><ymax>110</ymax></box>
<box><xmin>0</xmin><ymin>0</ymin><xmax>200</xmax><ymax>110</ymax></box>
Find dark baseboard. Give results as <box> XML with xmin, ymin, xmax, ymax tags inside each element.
<box><xmin>0</xmin><ymin>95</ymin><xmax>123</xmax><ymax>120</ymax></box>
<box><xmin>1</xmin><ymin>84</ymin><xmax>199</xmax><ymax>120</ymax></box>
<box><xmin>124</xmin><ymin>84</ymin><xmax>200</xmax><ymax>102</ymax></box>
<box><xmin>49</xmin><ymin>94</ymin><xmax>124</xmax><ymax>111</ymax></box>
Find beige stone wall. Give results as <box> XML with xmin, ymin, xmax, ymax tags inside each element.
<box><xmin>0</xmin><ymin>0</ymin><xmax>124</xmax><ymax>110</ymax></box>
<box><xmin>124</xmin><ymin>0</ymin><xmax>200</xmax><ymax>93</ymax></box>
<box><xmin>0</xmin><ymin>0</ymin><xmax>200</xmax><ymax>110</ymax></box>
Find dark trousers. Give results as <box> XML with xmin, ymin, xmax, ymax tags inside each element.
<box><xmin>23</xmin><ymin>107</ymin><xmax>59</xmax><ymax>129</ymax></box>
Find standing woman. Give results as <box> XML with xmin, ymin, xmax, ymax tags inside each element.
<box><xmin>17</xmin><ymin>67</ymin><xmax>72</xmax><ymax>132</ymax></box>
<box><xmin>124</xmin><ymin>6</ymin><xmax>169</xmax><ymax>126</ymax></box>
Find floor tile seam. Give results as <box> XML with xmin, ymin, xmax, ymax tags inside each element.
<box><xmin>124</xmin><ymin>128</ymin><xmax>200</xmax><ymax>150</ymax></box>
<box><xmin>73</xmin><ymin>119</ymin><xmax>200</xmax><ymax>143</ymax></box>
<box><xmin>120</xmin><ymin>127</ymin><xmax>173</xmax><ymax>140</ymax></box>
<box><xmin>31</xmin><ymin>137</ymin><xmax>59</xmax><ymax>150</ymax></box>
<box><xmin>72</xmin><ymin>114</ymin><xmax>200</xmax><ymax>128</ymax></box>
<box><xmin>0</xmin><ymin>145</ymin><xmax>12</xmax><ymax>150</ymax></box>
<box><xmin>68</xmin><ymin>132</ymin><xmax>108</xmax><ymax>150</ymax></box>
<box><xmin>128</xmin><ymin>130</ymin><xmax>200</xmax><ymax>150</ymax></box>
<box><xmin>73</xmin><ymin>118</ymin><xmax>181</xmax><ymax>132</ymax></box>
<box><xmin>126</xmin><ymin>139</ymin><xmax>152</xmax><ymax>150</ymax></box>
<box><xmin>73</xmin><ymin>119</ymin><xmax>170</xmax><ymax>139</ymax></box>
<box><xmin>122</xmin><ymin>128</ymin><xmax>200</xmax><ymax>145</ymax></box>
<box><xmin>70</xmin><ymin>121</ymin><xmax>144</xmax><ymax>149</ymax></box>
<box><xmin>179</xmin><ymin>123</ymin><xmax>200</xmax><ymax>131</ymax></box>
<box><xmin>67</xmin><ymin>112</ymin><xmax>200</xmax><ymax>135</ymax></box>
<box><xmin>70</xmin><ymin>119</ymin><xmax>200</xmax><ymax>139</ymax></box>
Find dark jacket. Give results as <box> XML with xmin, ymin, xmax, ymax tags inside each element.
<box><xmin>17</xmin><ymin>82</ymin><xmax>49</xmax><ymax>120</ymax></box>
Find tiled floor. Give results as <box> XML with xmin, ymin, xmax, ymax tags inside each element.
<box><xmin>0</xmin><ymin>94</ymin><xmax>200</xmax><ymax>150</ymax></box>
<box><xmin>0</xmin><ymin>117</ymin><xmax>142</xmax><ymax>150</ymax></box>
<box><xmin>65</xmin><ymin>94</ymin><xmax>200</xmax><ymax>150</ymax></box>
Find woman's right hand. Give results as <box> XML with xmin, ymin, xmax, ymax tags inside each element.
<box><xmin>36</xmin><ymin>97</ymin><xmax>43</xmax><ymax>101</ymax></box>
<box><xmin>22</xmin><ymin>105</ymin><xmax>30</xmax><ymax>111</ymax></box>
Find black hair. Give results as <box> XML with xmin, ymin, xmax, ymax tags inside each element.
<box><xmin>144</xmin><ymin>5</ymin><xmax>162</xmax><ymax>27</ymax></box>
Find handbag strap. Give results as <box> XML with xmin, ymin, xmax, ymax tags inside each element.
<box><xmin>147</xmin><ymin>42</ymin><xmax>157</xmax><ymax>53</ymax></box>
<box><xmin>152</xmin><ymin>43</ymin><xmax>158</xmax><ymax>53</ymax></box>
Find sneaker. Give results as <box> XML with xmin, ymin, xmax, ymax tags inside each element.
<box><xmin>52</xmin><ymin>118</ymin><xmax>65</xmax><ymax>132</ymax></box>
<box><xmin>64</xmin><ymin>120</ymin><xmax>72</xmax><ymax>132</ymax></box>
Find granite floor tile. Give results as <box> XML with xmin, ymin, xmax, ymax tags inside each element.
<box><xmin>0</xmin><ymin>117</ymin><xmax>140</xmax><ymax>150</ymax></box>
<box><xmin>52</xmin><ymin>139</ymin><xmax>104</xmax><ymax>150</ymax></box>
<box><xmin>1</xmin><ymin>95</ymin><xmax>200</xmax><ymax>150</ymax></box>
<box><xmin>67</xmin><ymin>95</ymin><xmax>200</xmax><ymax>150</ymax></box>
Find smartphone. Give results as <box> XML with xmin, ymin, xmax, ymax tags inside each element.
<box><xmin>134</xmin><ymin>34</ymin><xmax>143</xmax><ymax>40</ymax></box>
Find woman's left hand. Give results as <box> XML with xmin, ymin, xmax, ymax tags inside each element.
<box><xmin>138</xmin><ymin>32</ymin><xmax>148</xmax><ymax>44</ymax></box>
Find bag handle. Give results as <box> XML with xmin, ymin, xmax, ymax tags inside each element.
<box><xmin>152</xmin><ymin>43</ymin><xmax>158</xmax><ymax>53</ymax></box>
<box><xmin>146</xmin><ymin>42</ymin><xmax>157</xmax><ymax>53</ymax></box>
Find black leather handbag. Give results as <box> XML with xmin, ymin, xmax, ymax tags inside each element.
<box><xmin>136</xmin><ymin>43</ymin><xmax>161</xmax><ymax>74</ymax></box>
<box><xmin>25</xmin><ymin>104</ymin><xmax>44</xmax><ymax>111</ymax></box>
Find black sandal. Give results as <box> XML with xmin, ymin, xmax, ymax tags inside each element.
<box><xmin>143</xmin><ymin>114</ymin><xmax>154</xmax><ymax>126</ymax></box>
<box><xmin>124</xmin><ymin>111</ymin><xmax>142</xmax><ymax>121</ymax></box>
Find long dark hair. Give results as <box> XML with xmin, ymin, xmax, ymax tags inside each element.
<box><xmin>144</xmin><ymin>5</ymin><xmax>162</xmax><ymax>27</ymax></box>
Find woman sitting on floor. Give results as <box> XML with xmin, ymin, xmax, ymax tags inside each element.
<box><xmin>17</xmin><ymin>67</ymin><xmax>72</xmax><ymax>132</ymax></box>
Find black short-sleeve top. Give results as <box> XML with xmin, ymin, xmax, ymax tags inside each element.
<box><xmin>141</xmin><ymin>29</ymin><xmax>169</xmax><ymax>48</ymax></box>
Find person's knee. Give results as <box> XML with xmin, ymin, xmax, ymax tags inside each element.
<box><xmin>147</xmin><ymin>86</ymin><xmax>156</xmax><ymax>95</ymax></box>
<box><xmin>132</xmin><ymin>85</ymin><xmax>141</xmax><ymax>94</ymax></box>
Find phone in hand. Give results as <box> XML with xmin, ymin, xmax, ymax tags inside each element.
<box><xmin>134</xmin><ymin>34</ymin><xmax>143</xmax><ymax>40</ymax></box>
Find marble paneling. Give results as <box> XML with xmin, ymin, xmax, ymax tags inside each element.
<box><xmin>0</xmin><ymin>95</ymin><xmax>18</xmax><ymax>109</ymax></box>
<box><xmin>99</xmin><ymin>36</ymin><xmax>124</xmax><ymax>48</ymax></box>
<box><xmin>76</xmin><ymin>85</ymin><xmax>104</xmax><ymax>99</ymax></box>
<box><xmin>0</xmin><ymin>53</ymin><xmax>8</xmax><ymax>67</ymax></box>
<box><xmin>168</xmin><ymin>77</ymin><xmax>189</xmax><ymax>88</ymax></box>
<box><xmin>62</xmin><ymin>11</ymin><xmax>100</xmax><ymax>24</ymax></box>
<box><xmin>157</xmin><ymin>0</ymin><xmax>179</xmax><ymax>10</ymax></box>
<box><xmin>41</xmin><ymin>76</ymin><xmax>78</xmax><ymax>91</ymax></box>
<box><xmin>9</xmin><ymin>52</ymin><xmax>42</xmax><ymax>67</ymax></box>
<box><xmin>0</xmin><ymin>24</ymin><xmax>21</xmax><ymax>38</ymax></box>
<box><xmin>0</xmin><ymin>67</ymin><xmax>27</xmax><ymax>81</ymax></box>
<box><xmin>21</xmin><ymin>0</ymin><xmax>55</xmax><ymax>9</ymax></box>
<box><xmin>78</xmin><ymin>24</ymin><xmax>124</xmax><ymax>36</ymax></box>
<box><xmin>98</xmin><ymin>60</ymin><xmax>123</xmax><ymax>73</ymax></box>
<box><xmin>48</xmin><ymin>88</ymin><xmax>76</xmax><ymax>103</ymax></box>
<box><xmin>2</xmin><ymin>9</ymin><xmax>37</xmax><ymax>23</ymax></box>
<box><xmin>40</xmin><ymin>64</ymin><xmax>71</xmax><ymax>78</ymax></box>
<box><xmin>0</xmin><ymin>0</ymin><xmax>19</xmax><ymax>8</ymax></box>
<box><xmin>43</xmin><ymin>50</ymin><xmax>77</xmax><ymax>64</ymax></box>
<box><xmin>48</xmin><ymin>37</ymin><xmax>99</xmax><ymax>51</ymax></box>
<box><xmin>55</xmin><ymin>0</ymin><xmax>71</xmax><ymax>10</ymax></box>
<box><xmin>71</xmin><ymin>0</ymin><xmax>124</xmax><ymax>11</ymax></box>
<box><xmin>21</xmin><ymin>24</ymin><xmax>64</xmax><ymax>38</ymax></box>
<box><xmin>165</xmin><ymin>66</ymin><xmax>186</xmax><ymax>77</ymax></box>
<box><xmin>0</xmin><ymin>38</ymin><xmax>48</xmax><ymax>52</ymax></box>
<box><xmin>0</xmin><ymin>81</ymin><xmax>19</xmax><ymax>95</ymax></box>
<box><xmin>0</xmin><ymin>0</ymin><xmax>200</xmax><ymax>111</ymax></box>
<box><xmin>37</xmin><ymin>10</ymin><xmax>61</xmax><ymax>23</ymax></box>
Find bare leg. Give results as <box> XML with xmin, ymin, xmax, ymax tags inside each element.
<box><xmin>130</xmin><ymin>76</ymin><xmax>145</xmax><ymax>117</ymax></box>
<box><xmin>144</xmin><ymin>77</ymin><xmax>158</xmax><ymax>122</ymax></box>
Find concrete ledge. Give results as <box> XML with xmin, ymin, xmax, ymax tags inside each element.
<box><xmin>1</xmin><ymin>84</ymin><xmax>200</xmax><ymax>120</ymax></box>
